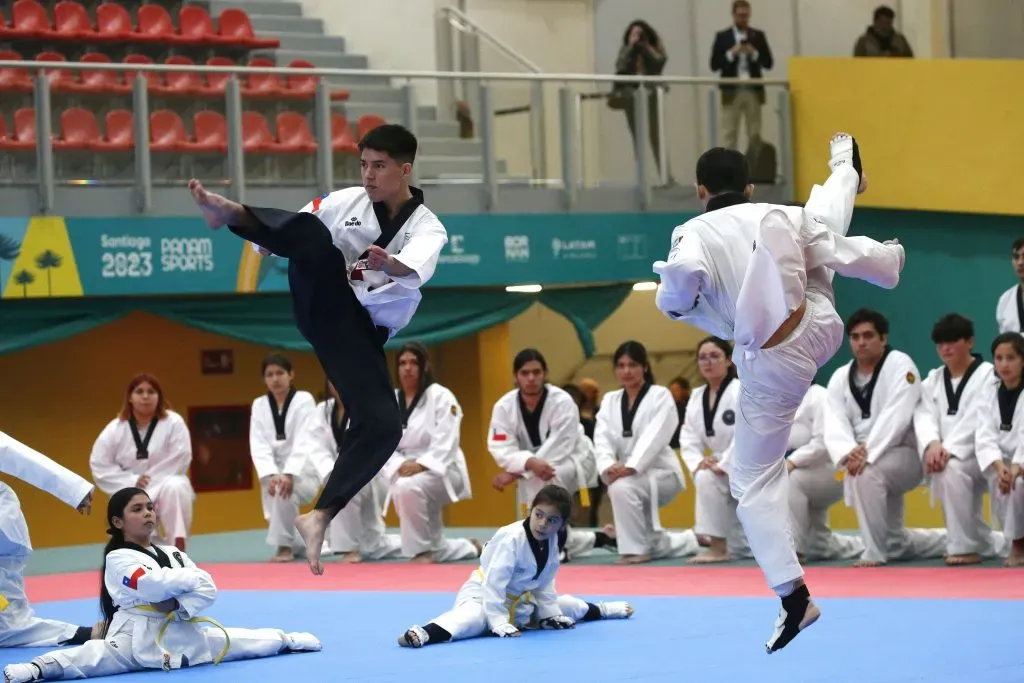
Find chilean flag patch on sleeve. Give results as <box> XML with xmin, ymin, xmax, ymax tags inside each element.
<box><xmin>122</xmin><ymin>567</ymin><xmax>145</xmax><ymax>590</ymax></box>
<box><xmin>311</xmin><ymin>192</ymin><xmax>330</xmax><ymax>212</ymax></box>
<box><xmin>492</xmin><ymin>430</ymin><xmax>507</xmax><ymax>442</ymax></box>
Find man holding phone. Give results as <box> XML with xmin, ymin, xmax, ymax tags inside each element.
<box><xmin>709</xmin><ymin>0</ymin><xmax>774</xmax><ymax>151</ymax></box>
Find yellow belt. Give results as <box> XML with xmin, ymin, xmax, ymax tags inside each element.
<box><xmin>474</xmin><ymin>568</ymin><xmax>534</xmax><ymax>624</ymax></box>
<box><xmin>136</xmin><ymin>605</ymin><xmax>230</xmax><ymax>671</ymax></box>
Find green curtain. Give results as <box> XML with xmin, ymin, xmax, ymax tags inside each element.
<box><xmin>538</xmin><ymin>285</ymin><xmax>633</xmax><ymax>358</ymax></box>
<box><xmin>0</xmin><ymin>285</ymin><xmax>631</xmax><ymax>358</ymax></box>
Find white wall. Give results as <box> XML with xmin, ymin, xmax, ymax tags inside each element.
<box><xmin>295</xmin><ymin>0</ymin><xmax>446</xmax><ymax>106</ymax></box>
<box><xmin>464</xmin><ymin>0</ymin><xmax>598</xmax><ymax>179</ymax></box>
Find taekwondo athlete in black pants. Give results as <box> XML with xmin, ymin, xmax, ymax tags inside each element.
<box><xmin>188</xmin><ymin>124</ymin><xmax>448</xmax><ymax>575</ymax></box>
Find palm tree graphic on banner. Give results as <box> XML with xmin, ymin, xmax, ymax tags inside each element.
<box><xmin>0</xmin><ymin>234</ymin><xmax>20</xmax><ymax>292</ymax></box>
<box><xmin>34</xmin><ymin>249</ymin><xmax>63</xmax><ymax>296</ymax></box>
<box><xmin>14</xmin><ymin>269</ymin><xmax>34</xmax><ymax>297</ymax></box>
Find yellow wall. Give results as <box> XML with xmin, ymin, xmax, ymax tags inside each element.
<box><xmin>0</xmin><ymin>313</ymin><xmax>323</xmax><ymax>548</ymax></box>
<box><xmin>789</xmin><ymin>57</ymin><xmax>1024</xmax><ymax>216</ymax></box>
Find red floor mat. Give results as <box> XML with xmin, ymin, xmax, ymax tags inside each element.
<box><xmin>28</xmin><ymin>563</ymin><xmax>1024</xmax><ymax>603</ymax></box>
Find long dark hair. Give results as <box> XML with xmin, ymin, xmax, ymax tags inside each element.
<box><xmin>100</xmin><ymin>487</ymin><xmax>149</xmax><ymax>635</ymax></box>
<box><xmin>613</xmin><ymin>340</ymin><xmax>655</xmax><ymax>385</ymax></box>
<box><xmin>396</xmin><ymin>342</ymin><xmax>435</xmax><ymax>391</ymax></box>
<box><xmin>622</xmin><ymin>19</ymin><xmax>662</xmax><ymax>48</ymax></box>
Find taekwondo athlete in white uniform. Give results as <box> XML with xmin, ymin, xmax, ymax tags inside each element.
<box><xmin>1</xmin><ymin>432</ymin><xmax>100</xmax><ymax>648</ymax></box>
<box><xmin>914</xmin><ymin>314</ymin><xmax>1007</xmax><ymax>565</ymax></box>
<box><xmin>396</xmin><ymin>485</ymin><xmax>632</xmax><ymax>648</ymax></box>
<box><xmin>488</xmin><ymin>349</ymin><xmax>614</xmax><ymax>561</ymax></box>
<box><xmin>653</xmin><ymin>134</ymin><xmax>905</xmax><ymax>652</ymax></box>
<box><xmin>676</xmin><ymin>336</ymin><xmax>751</xmax><ymax>563</ymax></box>
<box><xmin>594</xmin><ymin>341</ymin><xmax>700</xmax><ymax>564</ymax></box>
<box><xmin>301</xmin><ymin>380</ymin><xmax>402</xmax><ymax>562</ymax></box>
<box><xmin>89</xmin><ymin>374</ymin><xmax>194</xmax><ymax>552</ymax></box>
<box><xmin>3</xmin><ymin>487</ymin><xmax>321</xmax><ymax>683</ymax></box>
<box><xmin>189</xmin><ymin>124</ymin><xmax>447</xmax><ymax>575</ymax></box>
<box><xmin>380</xmin><ymin>343</ymin><xmax>478</xmax><ymax>563</ymax></box>
<box><xmin>975</xmin><ymin>332</ymin><xmax>1024</xmax><ymax>566</ymax></box>
<box><xmin>824</xmin><ymin>308</ymin><xmax>945</xmax><ymax>567</ymax></box>
<box><xmin>994</xmin><ymin>238</ymin><xmax>1024</xmax><ymax>335</ymax></box>
<box><xmin>247</xmin><ymin>354</ymin><xmax>323</xmax><ymax>563</ymax></box>
<box><xmin>785</xmin><ymin>384</ymin><xmax>863</xmax><ymax>562</ymax></box>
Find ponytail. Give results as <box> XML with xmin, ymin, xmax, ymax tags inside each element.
<box><xmin>99</xmin><ymin>486</ymin><xmax>149</xmax><ymax>637</ymax></box>
<box><xmin>99</xmin><ymin>528</ymin><xmax>128</xmax><ymax>637</ymax></box>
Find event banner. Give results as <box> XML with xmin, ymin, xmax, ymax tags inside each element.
<box><xmin>0</xmin><ymin>212</ymin><xmax>690</xmax><ymax>299</ymax></box>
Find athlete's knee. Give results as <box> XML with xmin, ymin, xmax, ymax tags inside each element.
<box><xmin>161</xmin><ymin>475</ymin><xmax>194</xmax><ymax>498</ymax></box>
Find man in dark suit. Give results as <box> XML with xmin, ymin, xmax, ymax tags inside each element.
<box><xmin>709</xmin><ymin>0</ymin><xmax>774</xmax><ymax>150</ymax></box>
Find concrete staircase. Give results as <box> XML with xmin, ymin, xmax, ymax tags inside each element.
<box><xmin>195</xmin><ymin>0</ymin><xmax>503</xmax><ymax>181</ymax></box>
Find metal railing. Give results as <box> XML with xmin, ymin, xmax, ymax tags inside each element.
<box><xmin>435</xmin><ymin>5</ymin><xmax>547</xmax><ymax>178</ymax></box>
<box><xmin>0</xmin><ymin>60</ymin><xmax>791</xmax><ymax>214</ymax></box>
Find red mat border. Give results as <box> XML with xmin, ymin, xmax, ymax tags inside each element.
<box><xmin>27</xmin><ymin>563</ymin><xmax>1024</xmax><ymax>603</ymax></box>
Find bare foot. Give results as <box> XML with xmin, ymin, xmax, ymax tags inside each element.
<box><xmin>945</xmin><ymin>553</ymin><xmax>982</xmax><ymax>566</ymax></box>
<box><xmin>271</xmin><ymin>546</ymin><xmax>294</xmax><ymax>563</ymax></box>
<box><xmin>188</xmin><ymin>178</ymin><xmax>243</xmax><ymax>230</ymax></box>
<box><xmin>90</xmin><ymin>620</ymin><xmax>105</xmax><ymax>640</ymax></box>
<box><xmin>411</xmin><ymin>551</ymin><xmax>434</xmax><ymax>564</ymax></box>
<box><xmin>601</xmin><ymin>523</ymin><xmax>616</xmax><ymax>539</ymax></box>
<box><xmin>689</xmin><ymin>551</ymin><xmax>731</xmax><ymax>564</ymax></box>
<box><xmin>853</xmin><ymin>559</ymin><xmax>885</xmax><ymax>568</ymax></box>
<box><xmin>294</xmin><ymin>510</ymin><xmax>329</xmax><ymax>575</ymax></box>
<box><xmin>1004</xmin><ymin>542</ymin><xmax>1024</xmax><ymax>567</ymax></box>
<box><xmin>615</xmin><ymin>554</ymin><xmax>651</xmax><ymax>565</ymax></box>
<box><xmin>341</xmin><ymin>551</ymin><xmax>363</xmax><ymax>564</ymax></box>
<box><xmin>696</xmin><ymin>534</ymin><xmax>712</xmax><ymax>548</ymax></box>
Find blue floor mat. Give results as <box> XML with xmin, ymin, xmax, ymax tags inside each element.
<box><xmin>6</xmin><ymin>591</ymin><xmax>1023</xmax><ymax>682</ymax></box>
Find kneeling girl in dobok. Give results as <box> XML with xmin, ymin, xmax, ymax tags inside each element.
<box><xmin>397</xmin><ymin>485</ymin><xmax>632</xmax><ymax>648</ymax></box>
<box><xmin>3</xmin><ymin>487</ymin><xmax>321</xmax><ymax>683</ymax></box>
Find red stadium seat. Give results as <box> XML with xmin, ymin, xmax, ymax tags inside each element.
<box><xmin>178</xmin><ymin>6</ymin><xmax>231</xmax><ymax>46</ymax></box>
<box><xmin>11</xmin><ymin>0</ymin><xmax>57</xmax><ymax>40</ymax></box>
<box><xmin>53</xmin><ymin>1</ymin><xmax>94</xmax><ymax>41</ymax></box>
<box><xmin>149</xmin><ymin>110</ymin><xmax>189</xmax><ymax>152</ymax></box>
<box><xmin>123</xmin><ymin>54</ymin><xmax>162</xmax><ymax>90</ymax></box>
<box><xmin>80</xmin><ymin>52</ymin><xmax>130</xmax><ymax>95</ymax></box>
<box><xmin>0</xmin><ymin>107</ymin><xmax>39</xmax><ymax>151</ymax></box>
<box><xmin>199</xmin><ymin>56</ymin><xmax>235</xmax><ymax>96</ymax></box>
<box><xmin>37</xmin><ymin>51</ymin><xmax>84</xmax><ymax>93</ymax></box>
<box><xmin>0</xmin><ymin>50</ymin><xmax>33</xmax><ymax>94</ymax></box>
<box><xmin>216</xmin><ymin>8</ymin><xmax>279</xmax><ymax>49</ymax></box>
<box><xmin>275</xmin><ymin>111</ymin><xmax>317</xmax><ymax>153</ymax></box>
<box><xmin>96</xmin><ymin>2</ymin><xmax>132</xmax><ymax>42</ymax></box>
<box><xmin>284</xmin><ymin>59</ymin><xmax>316</xmax><ymax>98</ymax></box>
<box><xmin>136</xmin><ymin>4</ymin><xmax>180</xmax><ymax>44</ymax></box>
<box><xmin>330</xmin><ymin>114</ymin><xmax>359</xmax><ymax>155</ymax></box>
<box><xmin>356</xmin><ymin>114</ymin><xmax>387</xmax><ymax>141</ymax></box>
<box><xmin>56</xmin><ymin>107</ymin><xmax>101</xmax><ymax>150</ymax></box>
<box><xmin>242</xmin><ymin>57</ymin><xmax>282</xmax><ymax>97</ymax></box>
<box><xmin>161</xmin><ymin>56</ymin><xmax>202</xmax><ymax>96</ymax></box>
<box><xmin>241</xmin><ymin>111</ymin><xmax>275</xmax><ymax>153</ymax></box>
<box><xmin>191</xmin><ymin>111</ymin><xmax>227</xmax><ymax>153</ymax></box>
<box><xmin>101</xmin><ymin>110</ymin><xmax>134</xmax><ymax>151</ymax></box>
<box><xmin>0</xmin><ymin>108</ymin><xmax>36</xmax><ymax>151</ymax></box>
